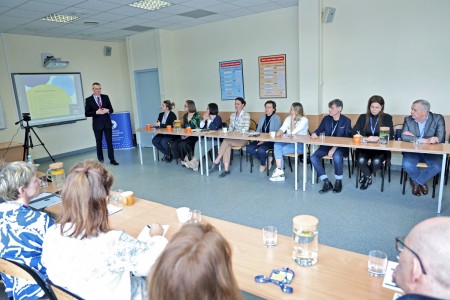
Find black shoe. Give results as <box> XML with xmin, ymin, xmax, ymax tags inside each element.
<box><xmin>333</xmin><ymin>180</ymin><xmax>342</xmax><ymax>193</ymax></box>
<box><xmin>166</xmin><ymin>156</ymin><xmax>173</xmax><ymax>163</ymax></box>
<box><xmin>209</xmin><ymin>163</ymin><xmax>219</xmax><ymax>173</ymax></box>
<box><xmin>360</xmin><ymin>176</ymin><xmax>370</xmax><ymax>190</ymax></box>
<box><xmin>99</xmin><ymin>159</ymin><xmax>104</xmax><ymax>163</ymax></box>
<box><xmin>110</xmin><ymin>160</ymin><xmax>119</xmax><ymax>165</ymax></box>
<box><xmin>219</xmin><ymin>170</ymin><xmax>230</xmax><ymax>178</ymax></box>
<box><xmin>319</xmin><ymin>180</ymin><xmax>333</xmax><ymax>194</ymax></box>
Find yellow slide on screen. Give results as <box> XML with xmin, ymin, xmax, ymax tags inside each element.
<box><xmin>27</xmin><ymin>84</ymin><xmax>71</xmax><ymax>119</ymax></box>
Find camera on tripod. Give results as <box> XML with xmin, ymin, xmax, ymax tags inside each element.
<box><xmin>22</xmin><ymin>113</ymin><xmax>31</xmax><ymax>122</ymax></box>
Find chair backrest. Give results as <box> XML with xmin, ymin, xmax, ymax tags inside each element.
<box><xmin>0</xmin><ymin>257</ymin><xmax>56</xmax><ymax>300</ymax></box>
<box><xmin>47</xmin><ymin>279</ymin><xmax>84</xmax><ymax>300</ymax></box>
<box><xmin>250</xmin><ymin>119</ymin><xmax>257</xmax><ymax>131</ymax></box>
<box><xmin>394</xmin><ymin>124</ymin><xmax>403</xmax><ymax>141</ymax></box>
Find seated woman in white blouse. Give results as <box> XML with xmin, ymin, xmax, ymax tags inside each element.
<box><xmin>42</xmin><ymin>160</ymin><xmax>167</xmax><ymax>300</ymax></box>
<box><xmin>269</xmin><ymin>102</ymin><xmax>309</xmax><ymax>182</ymax></box>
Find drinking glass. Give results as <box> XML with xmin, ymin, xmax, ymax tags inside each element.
<box><xmin>189</xmin><ymin>209</ymin><xmax>202</xmax><ymax>224</ymax></box>
<box><xmin>368</xmin><ymin>250</ymin><xmax>388</xmax><ymax>277</ymax></box>
<box><xmin>262</xmin><ymin>226</ymin><xmax>277</xmax><ymax>248</ymax></box>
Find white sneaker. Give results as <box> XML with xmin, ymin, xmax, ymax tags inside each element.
<box><xmin>269</xmin><ymin>168</ymin><xmax>285</xmax><ymax>182</ymax></box>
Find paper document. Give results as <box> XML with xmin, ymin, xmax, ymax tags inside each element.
<box><xmin>107</xmin><ymin>204</ymin><xmax>123</xmax><ymax>215</ymax></box>
<box><xmin>137</xmin><ymin>225</ymin><xmax>169</xmax><ymax>242</ymax></box>
<box><xmin>383</xmin><ymin>261</ymin><xmax>404</xmax><ymax>293</ymax></box>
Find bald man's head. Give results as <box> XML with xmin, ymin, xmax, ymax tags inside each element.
<box><xmin>395</xmin><ymin>217</ymin><xmax>450</xmax><ymax>298</ymax></box>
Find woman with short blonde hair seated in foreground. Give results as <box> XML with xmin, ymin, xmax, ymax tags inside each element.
<box><xmin>42</xmin><ymin>160</ymin><xmax>167</xmax><ymax>300</ymax></box>
<box><xmin>148</xmin><ymin>223</ymin><xmax>242</xmax><ymax>300</ymax></box>
<box><xmin>209</xmin><ymin>97</ymin><xmax>250</xmax><ymax>178</ymax></box>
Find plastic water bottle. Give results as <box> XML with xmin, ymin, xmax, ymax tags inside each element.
<box><xmin>27</xmin><ymin>154</ymin><xmax>33</xmax><ymax>164</ymax></box>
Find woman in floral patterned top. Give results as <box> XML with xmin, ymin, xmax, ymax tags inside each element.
<box><xmin>171</xmin><ymin>100</ymin><xmax>202</xmax><ymax>171</ymax></box>
<box><xmin>41</xmin><ymin>160</ymin><xmax>167</xmax><ymax>300</ymax></box>
<box><xmin>0</xmin><ymin>161</ymin><xmax>55</xmax><ymax>300</ymax></box>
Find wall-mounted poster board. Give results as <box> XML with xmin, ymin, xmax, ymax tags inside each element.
<box><xmin>219</xmin><ymin>59</ymin><xmax>244</xmax><ymax>100</ymax></box>
<box><xmin>259</xmin><ymin>54</ymin><xmax>287</xmax><ymax>98</ymax></box>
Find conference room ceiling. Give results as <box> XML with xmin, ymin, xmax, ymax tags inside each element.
<box><xmin>0</xmin><ymin>0</ymin><xmax>298</xmax><ymax>42</ymax></box>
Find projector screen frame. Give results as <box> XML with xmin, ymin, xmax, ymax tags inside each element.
<box><xmin>11</xmin><ymin>72</ymin><xmax>86</xmax><ymax>128</ymax></box>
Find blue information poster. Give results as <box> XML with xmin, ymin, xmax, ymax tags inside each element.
<box><xmin>219</xmin><ymin>59</ymin><xmax>244</xmax><ymax>100</ymax></box>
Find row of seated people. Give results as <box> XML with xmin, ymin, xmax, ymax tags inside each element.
<box><xmin>0</xmin><ymin>160</ymin><xmax>241</xmax><ymax>300</ymax></box>
<box><xmin>152</xmin><ymin>96</ymin><xmax>446</xmax><ymax>196</ymax></box>
<box><xmin>1</xmin><ymin>161</ymin><xmax>449</xmax><ymax>300</ymax></box>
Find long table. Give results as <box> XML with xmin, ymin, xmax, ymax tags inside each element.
<box><xmin>46</xmin><ymin>198</ymin><xmax>395</xmax><ymax>299</ymax></box>
<box><xmin>294</xmin><ymin>136</ymin><xmax>450</xmax><ymax>214</ymax></box>
<box><xmin>136</xmin><ymin>129</ymin><xmax>449</xmax><ymax>212</ymax></box>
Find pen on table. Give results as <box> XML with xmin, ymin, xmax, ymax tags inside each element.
<box><xmin>147</xmin><ymin>225</ymin><xmax>152</xmax><ymax>229</ymax></box>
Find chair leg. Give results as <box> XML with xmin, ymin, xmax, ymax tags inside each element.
<box><xmin>288</xmin><ymin>157</ymin><xmax>293</xmax><ymax>172</ymax></box>
<box><xmin>400</xmin><ymin>167</ymin><xmax>404</xmax><ymax>184</ymax></box>
<box><xmin>402</xmin><ymin>171</ymin><xmax>407</xmax><ymax>195</ymax></box>
<box><xmin>240</xmin><ymin>149</ymin><xmax>243</xmax><ymax>172</ymax></box>
<box><xmin>347</xmin><ymin>157</ymin><xmax>351</xmax><ymax>179</ymax></box>
<box><xmin>432</xmin><ymin>175</ymin><xmax>437</xmax><ymax>198</ymax></box>
<box><xmin>381</xmin><ymin>165</ymin><xmax>385</xmax><ymax>192</ymax></box>
<box><xmin>355</xmin><ymin>165</ymin><xmax>359</xmax><ymax>188</ymax></box>
<box><xmin>250</xmin><ymin>156</ymin><xmax>253</xmax><ymax>173</ymax></box>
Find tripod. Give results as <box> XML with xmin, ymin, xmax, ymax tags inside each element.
<box><xmin>16</xmin><ymin>118</ymin><xmax>55</xmax><ymax>163</ymax></box>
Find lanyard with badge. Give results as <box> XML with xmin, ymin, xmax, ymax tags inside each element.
<box><xmin>331</xmin><ymin>120</ymin><xmax>339</xmax><ymax>136</ymax></box>
<box><xmin>370</xmin><ymin>116</ymin><xmax>379</xmax><ymax>136</ymax></box>
<box><xmin>263</xmin><ymin>116</ymin><xmax>272</xmax><ymax>133</ymax></box>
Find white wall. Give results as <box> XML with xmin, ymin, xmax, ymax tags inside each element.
<box><xmin>127</xmin><ymin>6</ymin><xmax>300</xmax><ymax>121</ymax></box>
<box><xmin>0</xmin><ymin>34</ymin><xmax>131</xmax><ymax>160</ymax></box>
<box><xmin>322</xmin><ymin>0</ymin><xmax>450</xmax><ymax>115</ymax></box>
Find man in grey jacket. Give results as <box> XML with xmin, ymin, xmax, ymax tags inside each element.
<box><xmin>401</xmin><ymin>100</ymin><xmax>446</xmax><ymax>196</ymax></box>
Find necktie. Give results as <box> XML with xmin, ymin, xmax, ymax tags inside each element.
<box><xmin>96</xmin><ymin>96</ymin><xmax>102</xmax><ymax>109</ymax></box>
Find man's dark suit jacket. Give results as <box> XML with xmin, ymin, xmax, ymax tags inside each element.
<box><xmin>313</xmin><ymin>114</ymin><xmax>352</xmax><ymax>137</ymax></box>
<box><xmin>85</xmin><ymin>94</ymin><xmax>114</xmax><ymax>130</ymax></box>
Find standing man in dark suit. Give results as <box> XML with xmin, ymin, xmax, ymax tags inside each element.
<box><xmin>401</xmin><ymin>100</ymin><xmax>445</xmax><ymax>196</ymax></box>
<box><xmin>85</xmin><ymin>82</ymin><xmax>119</xmax><ymax>165</ymax></box>
<box><xmin>310</xmin><ymin>99</ymin><xmax>352</xmax><ymax>194</ymax></box>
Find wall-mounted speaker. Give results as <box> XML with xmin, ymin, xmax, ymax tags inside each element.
<box><xmin>322</xmin><ymin>7</ymin><xmax>336</xmax><ymax>23</ymax></box>
<box><xmin>104</xmin><ymin>46</ymin><xmax>112</xmax><ymax>56</ymax></box>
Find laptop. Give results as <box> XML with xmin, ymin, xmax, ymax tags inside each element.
<box><xmin>29</xmin><ymin>193</ymin><xmax>62</xmax><ymax>210</ymax></box>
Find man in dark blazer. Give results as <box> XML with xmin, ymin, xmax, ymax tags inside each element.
<box><xmin>310</xmin><ymin>99</ymin><xmax>352</xmax><ymax>194</ymax></box>
<box><xmin>85</xmin><ymin>82</ymin><xmax>119</xmax><ymax>165</ymax></box>
<box><xmin>401</xmin><ymin>100</ymin><xmax>445</xmax><ymax>196</ymax></box>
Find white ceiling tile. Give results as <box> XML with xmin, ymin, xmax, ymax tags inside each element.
<box><xmin>250</xmin><ymin>2</ymin><xmax>282</xmax><ymax>13</ymax></box>
<box><xmin>154</xmin><ymin>4</ymin><xmax>194</xmax><ymax>15</ymax></box>
<box><xmin>3</xmin><ymin>8</ymin><xmax>45</xmax><ymax>19</ymax></box>
<box><xmin>86</xmin><ymin>12</ymin><xmax>125</xmax><ymax>21</ymax></box>
<box><xmin>17</xmin><ymin>1</ymin><xmax>67</xmax><ymax>13</ymax></box>
<box><xmin>134</xmin><ymin>10</ymin><xmax>171</xmax><ymax>20</ymax></box>
<box><xmin>102</xmin><ymin>0</ymin><xmax>135</xmax><ymax>5</ymax></box>
<box><xmin>230</xmin><ymin>0</ymin><xmax>272</xmax><ymax>8</ymax></box>
<box><xmin>0</xmin><ymin>15</ymin><xmax>30</xmax><ymax>25</ymax></box>
<box><xmin>222</xmin><ymin>7</ymin><xmax>256</xmax><ymax>18</ymax></box>
<box><xmin>0</xmin><ymin>0</ymin><xmax>28</xmax><ymax>8</ymax></box>
<box><xmin>41</xmin><ymin>0</ymin><xmax>86</xmax><ymax>5</ymax></box>
<box><xmin>203</xmin><ymin>3</ymin><xmax>241</xmax><ymax>13</ymax></box>
<box><xmin>72</xmin><ymin>0</ymin><xmax>122</xmax><ymax>11</ymax></box>
<box><xmin>107</xmin><ymin>6</ymin><xmax>148</xmax><ymax>16</ymax></box>
<box><xmin>0</xmin><ymin>6</ymin><xmax>12</xmax><ymax>13</ymax></box>
<box><xmin>181</xmin><ymin>0</ymin><xmax>223</xmax><ymax>9</ymax></box>
<box><xmin>138</xmin><ymin>19</ymin><xmax>172</xmax><ymax>28</ymax></box>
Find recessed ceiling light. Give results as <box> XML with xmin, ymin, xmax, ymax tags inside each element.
<box><xmin>84</xmin><ymin>21</ymin><xmax>100</xmax><ymax>25</ymax></box>
<box><xmin>129</xmin><ymin>0</ymin><xmax>172</xmax><ymax>11</ymax></box>
<box><xmin>41</xmin><ymin>14</ymin><xmax>80</xmax><ymax>23</ymax></box>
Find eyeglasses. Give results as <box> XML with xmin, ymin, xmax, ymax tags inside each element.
<box><xmin>395</xmin><ymin>236</ymin><xmax>427</xmax><ymax>275</ymax></box>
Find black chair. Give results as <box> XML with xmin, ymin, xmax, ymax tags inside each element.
<box><xmin>354</xmin><ymin>151</ymin><xmax>391</xmax><ymax>192</ymax></box>
<box><xmin>47</xmin><ymin>279</ymin><xmax>84</xmax><ymax>300</ymax></box>
<box><xmin>315</xmin><ymin>150</ymin><xmax>352</xmax><ymax>183</ymax></box>
<box><xmin>227</xmin><ymin>119</ymin><xmax>257</xmax><ymax>172</ymax></box>
<box><xmin>0</xmin><ymin>257</ymin><xmax>56</xmax><ymax>300</ymax></box>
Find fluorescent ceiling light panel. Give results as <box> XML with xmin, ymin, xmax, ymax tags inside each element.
<box><xmin>41</xmin><ymin>13</ymin><xmax>80</xmax><ymax>23</ymax></box>
<box><xmin>129</xmin><ymin>0</ymin><xmax>172</xmax><ymax>11</ymax></box>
